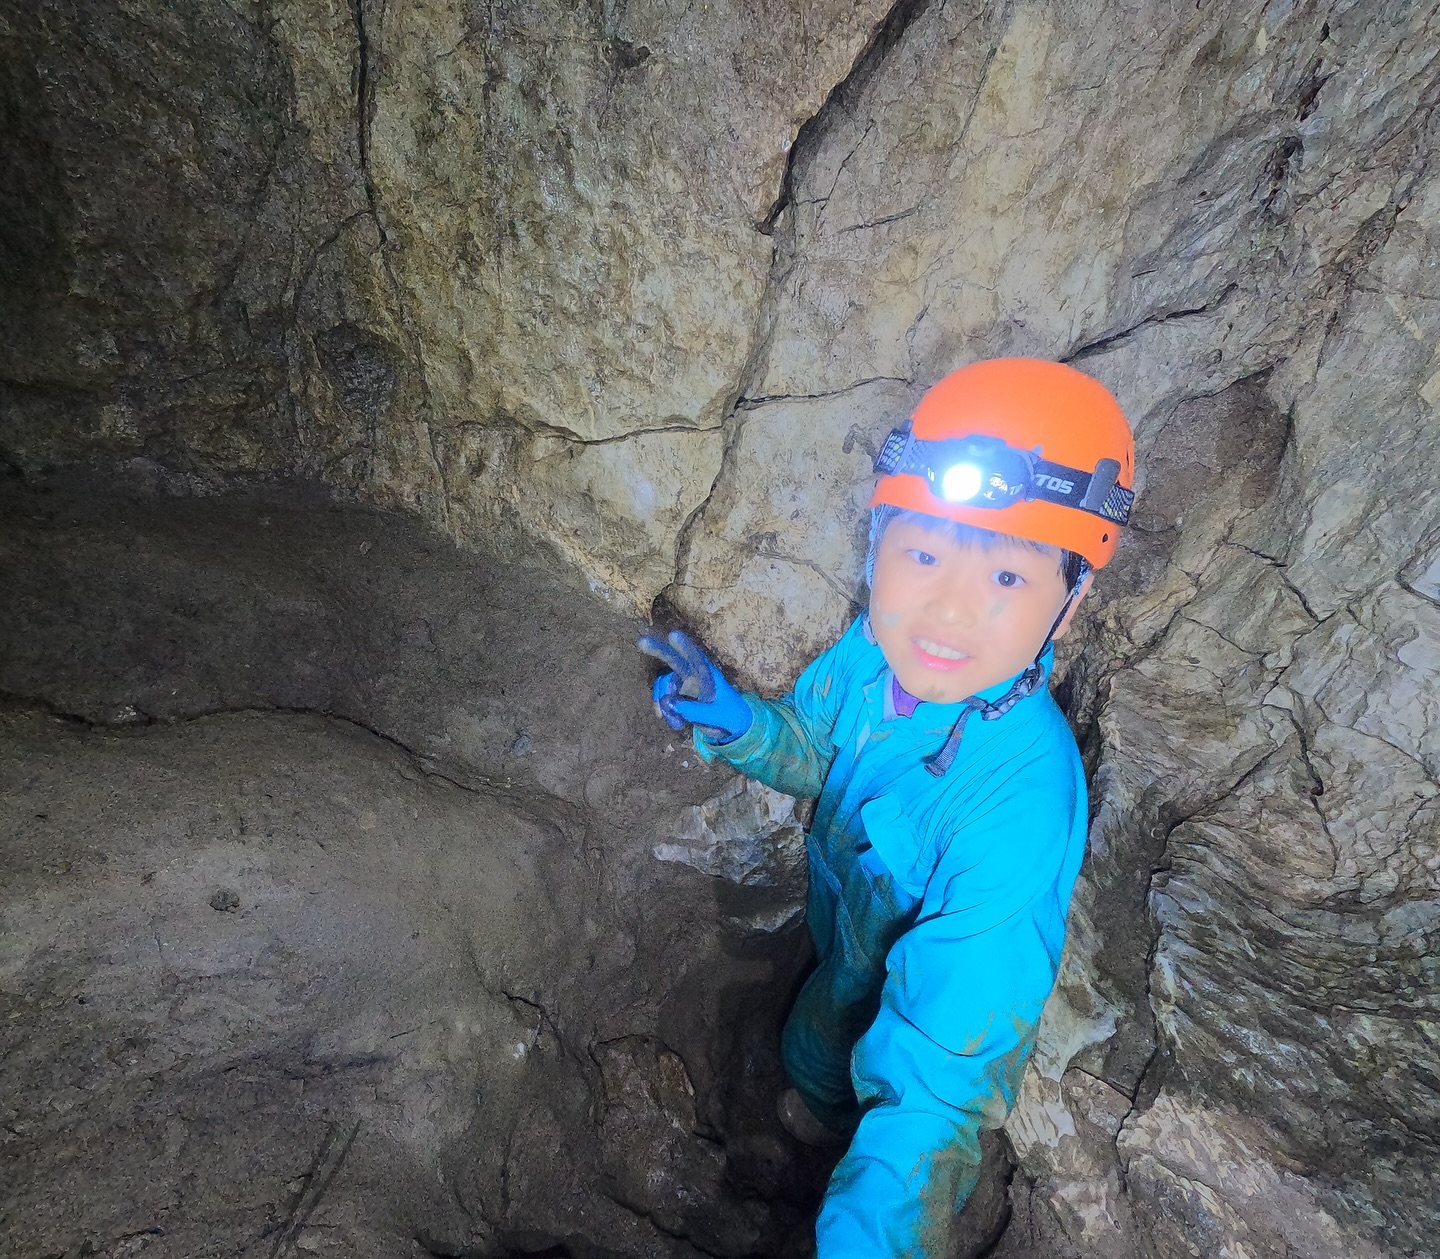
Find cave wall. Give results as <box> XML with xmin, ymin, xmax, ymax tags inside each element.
<box><xmin>691</xmin><ymin>4</ymin><xmax>1440</xmax><ymax>1256</ymax></box>
<box><xmin>2</xmin><ymin>1</ymin><xmax>1438</xmax><ymax>1256</ymax></box>
<box><xmin>0</xmin><ymin>0</ymin><xmax>893</xmax><ymax>602</ymax></box>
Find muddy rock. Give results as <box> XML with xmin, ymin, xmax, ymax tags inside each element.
<box><xmin>0</xmin><ymin>483</ymin><xmax>833</xmax><ymax>1259</ymax></box>
<box><xmin>4</xmin><ymin>0</ymin><xmax>1440</xmax><ymax>1255</ymax></box>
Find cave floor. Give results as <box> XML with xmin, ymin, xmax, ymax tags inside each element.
<box><xmin>0</xmin><ymin>473</ymin><xmax>1017</xmax><ymax>1259</ymax></box>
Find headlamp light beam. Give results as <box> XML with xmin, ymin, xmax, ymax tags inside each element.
<box><xmin>941</xmin><ymin>462</ymin><xmax>983</xmax><ymax>502</ymax></box>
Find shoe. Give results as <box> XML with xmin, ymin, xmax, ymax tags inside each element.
<box><xmin>777</xmin><ymin>1087</ymin><xmax>848</xmax><ymax>1148</ymax></box>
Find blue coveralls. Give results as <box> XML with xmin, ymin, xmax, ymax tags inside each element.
<box><xmin>694</xmin><ymin>617</ymin><xmax>1087</xmax><ymax>1258</ymax></box>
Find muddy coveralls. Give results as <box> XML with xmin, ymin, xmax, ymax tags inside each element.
<box><xmin>695</xmin><ymin>616</ymin><xmax>1087</xmax><ymax>1258</ymax></box>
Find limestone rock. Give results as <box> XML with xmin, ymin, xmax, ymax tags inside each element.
<box><xmin>595</xmin><ymin>1036</ymin><xmax>767</xmax><ymax>1256</ymax></box>
<box><xmin>654</xmin><ymin>776</ymin><xmax>807</xmax><ymax>890</ymax></box>
<box><xmin>666</xmin><ymin>3</ymin><xmax>1440</xmax><ymax>1253</ymax></box>
<box><xmin>1118</xmin><ymin>1092</ymin><xmax>1391</xmax><ymax>1259</ymax></box>
<box><xmin>0</xmin><ymin>482</ymin><xmax>823</xmax><ymax>1259</ymax></box>
<box><xmin>0</xmin><ymin>0</ymin><xmax>896</xmax><ymax>616</ymax></box>
<box><xmin>653</xmin><ymin>776</ymin><xmax>809</xmax><ymax>935</ymax></box>
<box><xmin>671</xmin><ymin>380</ymin><xmax>910</xmax><ymax>685</ymax></box>
<box><xmin>0</xmin><ymin>708</ymin><xmax>572</xmax><ymax>1258</ymax></box>
<box><xmin>5</xmin><ymin>0</ymin><xmax>1440</xmax><ymax>1254</ymax></box>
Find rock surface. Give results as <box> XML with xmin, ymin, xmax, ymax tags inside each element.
<box><xmin>0</xmin><ymin>0</ymin><xmax>895</xmax><ymax>612</ymax></box>
<box><xmin>671</xmin><ymin>3</ymin><xmax>1440</xmax><ymax>1255</ymax></box>
<box><xmin>4</xmin><ymin>0</ymin><xmax>1440</xmax><ymax>1255</ymax></box>
<box><xmin>0</xmin><ymin>481</ymin><xmax>838</xmax><ymax>1258</ymax></box>
<box><xmin>3</xmin><ymin>705</ymin><xmax>580</xmax><ymax>1259</ymax></box>
<box><xmin>653</xmin><ymin>777</ymin><xmax>807</xmax><ymax>896</ymax></box>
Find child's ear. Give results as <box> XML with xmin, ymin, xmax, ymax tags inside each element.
<box><xmin>1050</xmin><ymin>572</ymin><xmax>1093</xmax><ymax>641</ymax></box>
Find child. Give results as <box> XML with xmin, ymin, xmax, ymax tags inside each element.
<box><xmin>640</xmin><ymin>358</ymin><xmax>1135</xmax><ymax>1258</ymax></box>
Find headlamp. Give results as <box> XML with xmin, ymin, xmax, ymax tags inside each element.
<box><xmin>873</xmin><ymin>423</ymin><xmax>1133</xmax><ymax>525</ymax></box>
<box><xmin>940</xmin><ymin>462</ymin><xmax>982</xmax><ymax>503</ymax></box>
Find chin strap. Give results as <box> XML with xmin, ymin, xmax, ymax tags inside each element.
<box><xmin>1040</xmin><ymin>582</ymin><xmax>1082</xmax><ymax>649</ymax></box>
<box><xmin>924</xmin><ymin>561</ymin><xmax>1088</xmax><ymax>777</ymax></box>
<box><xmin>924</xmin><ymin>660</ymin><xmax>1046</xmax><ymax>777</ymax></box>
<box><xmin>1048</xmin><ymin>554</ymin><xmax>1090</xmax><ymax>638</ymax></box>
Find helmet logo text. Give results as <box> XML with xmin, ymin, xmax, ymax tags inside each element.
<box><xmin>1034</xmin><ymin>474</ymin><xmax>1075</xmax><ymax>495</ymax></box>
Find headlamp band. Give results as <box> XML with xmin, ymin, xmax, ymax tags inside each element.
<box><xmin>873</xmin><ymin>424</ymin><xmax>1133</xmax><ymax>526</ymax></box>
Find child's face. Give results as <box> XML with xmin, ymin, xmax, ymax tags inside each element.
<box><xmin>869</xmin><ymin>517</ymin><xmax>1087</xmax><ymax>704</ymax></box>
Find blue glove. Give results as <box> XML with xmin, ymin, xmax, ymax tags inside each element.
<box><xmin>637</xmin><ymin>629</ymin><xmax>753</xmax><ymax>744</ymax></box>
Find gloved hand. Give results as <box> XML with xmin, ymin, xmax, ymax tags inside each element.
<box><xmin>637</xmin><ymin>629</ymin><xmax>753</xmax><ymax>744</ymax></box>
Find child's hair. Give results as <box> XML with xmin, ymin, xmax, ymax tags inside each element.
<box><xmin>866</xmin><ymin>506</ymin><xmax>1086</xmax><ymax>590</ymax></box>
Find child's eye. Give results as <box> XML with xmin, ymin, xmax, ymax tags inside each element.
<box><xmin>907</xmin><ymin>549</ymin><xmax>939</xmax><ymax>567</ymax></box>
<box><xmin>993</xmin><ymin>570</ymin><xmax>1025</xmax><ymax>588</ymax></box>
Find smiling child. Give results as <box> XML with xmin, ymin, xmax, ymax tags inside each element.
<box><xmin>640</xmin><ymin>358</ymin><xmax>1135</xmax><ymax>1259</ymax></box>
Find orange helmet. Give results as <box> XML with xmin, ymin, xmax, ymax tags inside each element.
<box><xmin>870</xmin><ymin>358</ymin><xmax>1135</xmax><ymax>569</ymax></box>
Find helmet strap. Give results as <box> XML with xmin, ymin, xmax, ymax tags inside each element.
<box><xmin>925</xmin><ymin>659</ymin><xmax>1046</xmax><ymax>776</ymax></box>
<box><xmin>865</xmin><ymin>504</ymin><xmax>901</xmax><ymax>587</ymax></box>
<box><xmin>1044</xmin><ymin>554</ymin><xmax>1090</xmax><ymax>643</ymax></box>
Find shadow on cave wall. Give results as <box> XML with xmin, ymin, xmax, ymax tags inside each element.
<box><xmin>0</xmin><ymin>474</ymin><xmax>1024</xmax><ymax>1258</ymax></box>
<box><xmin>0</xmin><ymin>475</ymin><xmax>811</xmax><ymax>1258</ymax></box>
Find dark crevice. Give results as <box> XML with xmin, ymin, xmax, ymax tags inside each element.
<box><xmin>812</xmin><ymin>118</ymin><xmax>877</xmax><ymax>218</ymax></box>
<box><xmin>526</xmin><ymin>417</ymin><xmax>726</xmax><ymax>447</ymax></box>
<box><xmin>1109</xmin><ymin>728</ymin><xmax>1297</xmax><ymax>1162</ymax></box>
<box><xmin>746</xmin><ymin>532</ymin><xmax>865</xmax><ymax>613</ymax></box>
<box><xmin>1112</xmin><ymin>851</ymin><xmax>1176</xmax><ymax>1169</ymax></box>
<box><xmin>661</xmin><ymin>404</ymin><xmax>748</xmax><ymax>616</ymax></box>
<box><xmin>352</xmin><ymin>0</ymin><xmax>382</xmax><ymax>230</ymax></box>
<box><xmin>969</xmin><ymin>1146</ymin><xmax>1019</xmax><ymax>1259</ymax></box>
<box><xmin>1064</xmin><ymin>283</ymin><xmax>1239</xmax><ymax>364</ymax></box>
<box><xmin>759</xmin><ymin>0</ymin><xmax>936</xmax><ymax>233</ymax></box>
<box><xmin>1222</xmin><ymin>535</ymin><xmax>1329</xmax><ymax>625</ymax></box>
<box><xmin>264</xmin><ymin>1120</ymin><xmax>363</xmax><ymax>1259</ymax></box>
<box><xmin>836</xmin><ymin>203</ymin><xmax>921</xmax><ymax>233</ymax></box>
<box><xmin>1278</xmin><ymin>572</ymin><xmax>1325</xmax><ymax>625</ymax></box>
<box><xmin>1260</xmin><ymin>134</ymin><xmax>1304</xmax><ymax>218</ymax></box>
<box><xmin>0</xmin><ymin>689</ymin><xmax>419</xmax><ymax>768</ymax></box>
<box><xmin>1282</xmin><ymin>710</ymin><xmax>1334</xmax><ymax>864</ymax></box>
<box><xmin>1398</xmin><ymin>538</ymin><xmax>1440</xmax><ymax>607</ymax></box>
<box><xmin>1295</xmin><ymin>54</ymin><xmax>1331</xmax><ymax>123</ymax></box>
<box><xmin>666</xmin><ymin>0</ymin><xmax>936</xmax><ymax>605</ymax></box>
<box><xmin>346</xmin><ymin>0</ymin><xmax>451</xmax><ymax>529</ymax></box>
<box><xmin>1174</xmin><ymin>612</ymin><xmax>1260</xmax><ymax>661</ymax></box>
<box><xmin>737</xmin><ymin>374</ymin><xmax>911</xmax><ymax>408</ymax></box>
